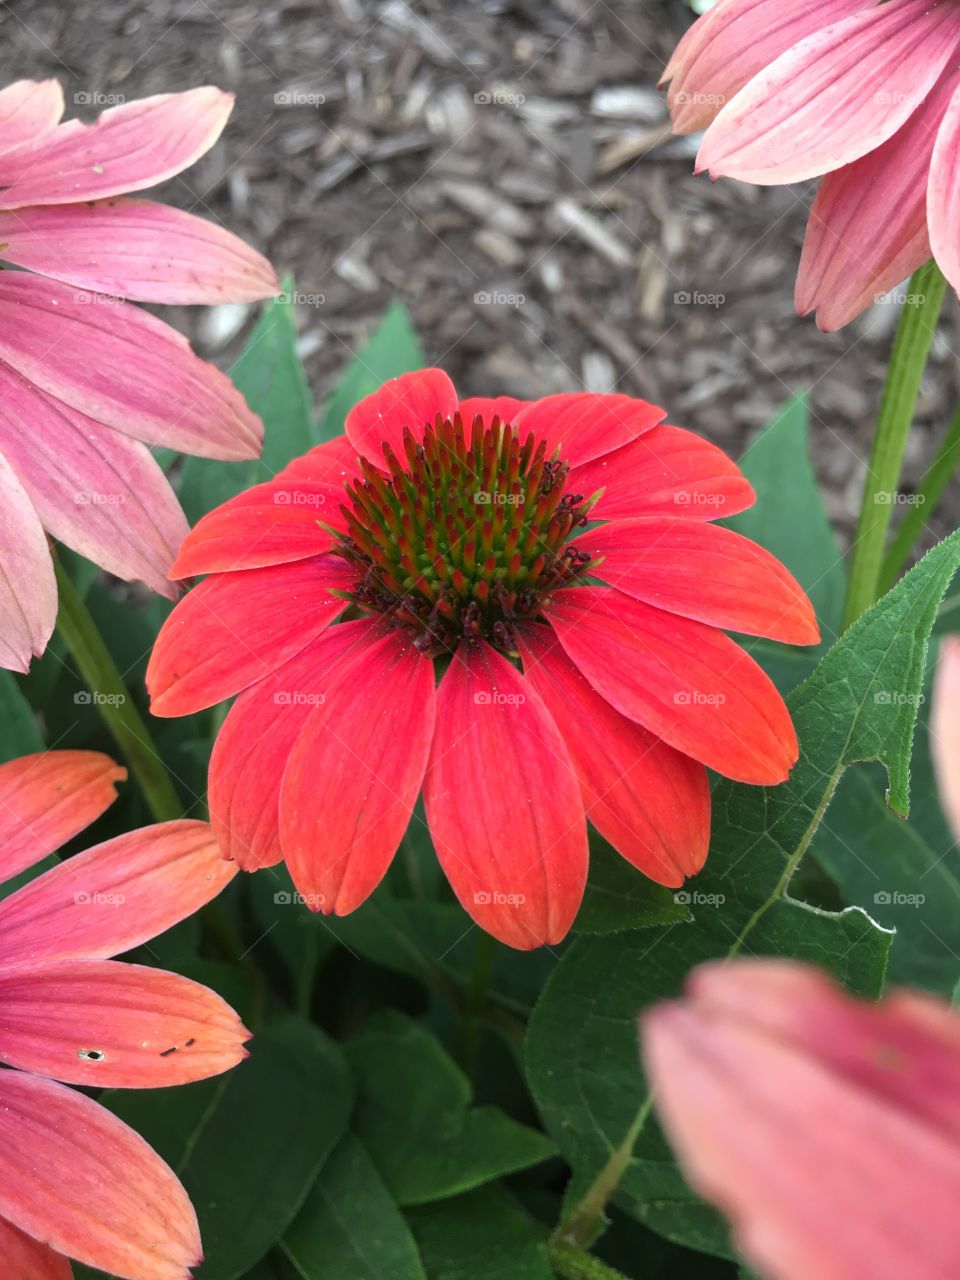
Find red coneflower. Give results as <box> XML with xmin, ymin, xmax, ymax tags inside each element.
<box><xmin>147</xmin><ymin>369</ymin><xmax>818</xmax><ymax>949</ymax></box>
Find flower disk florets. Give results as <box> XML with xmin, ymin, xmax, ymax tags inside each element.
<box><xmin>333</xmin><ymin>412</ymin><xmax>597</xmax><ymax>655</ymax></box>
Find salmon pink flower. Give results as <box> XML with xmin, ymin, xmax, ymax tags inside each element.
<box><xmin>932</xmin><ymin>635</ymin><xmax>960</xmax><ymax>838</ymax></box>
<box><xmin>0</xmin><ymin>748</ymin><xmax>248</xmax><ymax>1279</ymax></box>
<box><xmin>147</xmin><ymin>369</ymin><xmax>817</xmax><ymax>950</ymax></box>
<box><xmin>663</xmin><ymin>0</ymin><xmax>960</xmax><ymax>330</ymax></box>
<box><xmin>0</xmin><ymin>79</ymin><xmax>279</xmax><ymax>673</ymax></box>
<box><xmin>643</xmin><ymin>958</ymin><xmax>960</xmax><ymax>1280</ymax></box>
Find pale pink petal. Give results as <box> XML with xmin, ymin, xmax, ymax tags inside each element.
<box><xmin>932</xmin><ymin>636</ymin><xmax>960</xmax><ymax>842</ymax></box>
<box><xmin>0</xmin><ymin>198</ymin><xmax>279</xmax><ymax>304</ymax></box>
<box><xmin>697</xmin><ymin>0</ymin><xmax>960</xmax><ymax>185</ymax></box>
<box><xmin>0</xmin><ymin>79</ymin><xmax>64</xmax><ymax>157</ymax></box>
<box><xmin>0</xmin><ymin>274</ymin><xmax>261</xmax><ymax>460</ymax></box>
<box><xmin>0</xmin><ymin>1069</ymin><xmax>199</xmax><ymax>1280</ymax></box>
<box><xmin>0</xmin><ymin>365</ymin><xmax>189</xmax><ymax>597</ymax></box>
<box><xmin>0</xmin><ymin>447</ymin><xmax>56</xmax><ymax>673</ymax></box>
<box><xmin>643</xmin><ymin>960</ymin><xmax>960</xmax><ymax>1280</ymax></box>
<box><xmin>0</xmin><ymin>820</ymin><xmax>236</xmax><ymax>969</ymax></box>
<box><xmin>0</xmin><ymin>1215</ymin><xmax>72</xmax><ymax>1280</ymax></box>
<box><xmin>0</xmin><ymin>751</ymin><xmax>125</xmax><ymax>887</ymax></box>
<box><xmin>796</xmin><ymin>67</ymin><xmax>957</xmax><ymax>331</ymax></box>
<box><xmin>664</xmin><ymin>0</ymin><xmax>873</xmax><ymax>133</ymax></box>
<box><xmin>280</xmin><ymin>625</ymin><xmax>436</xmax><ymax>915</ymax></box>
<box><xmin>928</xmin><ymin>80</ymin><xmax>960</xmax><ymax>299</ymax></box>
<box><xmin>0</xmin><ymin>959</ymin><xmax>249</xmax><ymax>1087</ymax></box>
<box><xmin>0</xmin><ymin>86</ymin><xmax>233</xmax><ymax>209</ymax></box>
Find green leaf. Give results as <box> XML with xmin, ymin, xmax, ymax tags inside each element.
<box><xmin>346</xmin><ymin>1011</ymin><xmax>556</xmax><ymax>1205</ymax></box>
<box><xmin>179</xmin><ymin>287</ymin><xmax>315</xmax><ymax>522</ymax></box>
<box><xmin>407</xmin><ymin>1186</ymin><xmax>554</xmax><ymax>1280</ymax></box>
<box><xmin>0</xmin><ymin>670</ymin><xmax>43</xmax><ymax>761</ymax></box>
<box><xmin>282</xmin><ymin>1133</ymin><xmax>427</xmax><ymax>1280</ymax></box>
<box><xmin>107</xmin><ymin>1016</ymin><xmax>353</xmax><ymax>1279</ymax></box>
<box><xmin>730</xmin><ymin>394</ymin><xmax>845</xmax><ymax>647</ymax></box>
<box><xmin>574</xmin><ymin>831</ymin><xmax>692</xmax><ymax>935</ymax></box>
<box><xmin>319</xmin><ymin>302</ymin><xmax>424</xmax><ymax>442</ymax></box>
<box><xmin>528</xmin><ymin>528</ymin><xmax>960</xmax><ymax>1256</ymax></box>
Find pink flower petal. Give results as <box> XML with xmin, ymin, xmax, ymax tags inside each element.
<box><xmin>147</xmin><ymin>556</ymin><xmax>353</xmax><ymax>717</ymax></box>
<box><xmin>513</xmin><ymin>393</ymin><xmax>665</xmax><ymax>468</ymax></box>
<box><xmin>517</xmin><ymin>626</ymin><xmax>710</xmax><ymax>886</ymax></box>
<box><xmin>0</xmin><ymin>447</ymin><xmax>56</xmax><ymax>673</ymax></box>
<box><xmin>0</xmin><ymin>750</ymin><xmax>125</xmax><ymax>887</ymax></box>
<box><xmin>279</xmin><ymin>625</ymin><xmax>436</xmax><ymax>914</ymax></box>
<box><xmin>664</xmin><ymin>0</ymin><xmax>874</xmax><ymax>133</ymax></box>
<box><xmin>0</xmin><ymin>1069</ymin><xmax>200</xmax><ymax>1280</ymax></box>
<box><xmin>0</xmin><ymin>365</ymin><xmax>189</xmax><ymax>598</ymax></box>
<box><xmin>928</xmin><ymin>80</ymin><xmax>960</xmax><ymax>299</ymax></box>
<box><xmin>0</xmin><ymin>198</ymin><xmax>279</xmax><ymax>304</ymax></box>
<box><xmin>545</xmin><ymin>586</ymin><xmax>798</xmax><ymax>784</ymax></box>
<box><xmin>643</xmin><ymin>959</ymin><xmax>960</xmax><ymax>1280</ymax></box>
<box><xmin>0</xmin><ymin>958</ymin><xmax>249</xmax><ymax>1087</ymax></box>
<box><xmin>0</xmin><ymin>1215</ymin><xmax>72</xmax><ymax>1280</ymax></box>
<box><xmin>344</xmin><ymin>368</ymin><xmax>458</xmax><ymax>467</ymax></box>
<box><xmin>208</xmin><ymin>620</ymin><xmax>370</xmax><ymax>871</ymax></box>
<box><xmin>424</xmin><ymin>642</ymin><xmax>588</xmax><ymax>949</ymax></box>
<box><xmin>570</xmin><ymin>425</ymin><xmax>755</xmax><ymax>523</ymax></box>
<box><xmin>0</xmin><ymin>274</ymin><xmax>262</xmax><ymax>461</ymax></box>
<box><xmin>0</xmin><ymin>79</ymin><xmax>64</xmax><ymax>157</ymax></box>
<box><xmin>796</xmin><ymin>67</ymin><xmax>957</xmax><ymax>331</ymax></box>
<box><xmin>0</xmin><ymin>86</ymin><xmax>233</xmax><ymax>209</ymax></box>
<box><xmin>697</xmin><ymin>0</ymin><xmax>960</xmax><ymax>185</ymax></box>
<box><xmin>932</xmin><ymin>635</ymin><xmax>960</xmax><ymax>842</ymax></box>
<box><xmin>583</xmin><ymin>516</ymin><xmax>819</xmax><ymax>644</ymax></box>
<box><xmin>0</xmin><ymin>820</ymin><xmax>236</xmax><ymax>969</ymax></box>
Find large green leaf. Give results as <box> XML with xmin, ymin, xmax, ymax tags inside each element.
<box><xmin>574</xmin><ymin>832</ymin><xmax>692</xmax><ymax>935</ymax></box>
<box><xmin>282</xmin><ymin>1133</ymin><xmax>426</xmax><ymax>1279</ymax></box>
<box><xmin>318</xmin><ymin>301</ymin><xmax>425</xmax><ymax>442</ymax></box>
<box><xmin>527</xmin><ymin>530</ymin><xmax>960</xmax><ymax>1256</ymax></box>
<box><xmin>107</xmin><ymin>1016</ymin><xmax>353</xmax><ymax>1279</ymax></box>
<box><xmin>346</xmin><ymin>1010</ymin><xmax>556</xmax><ymax>1206</ymax></box>
<box><xmin>0</xmin><ymin>670</ymin><xmax>43</xmax><ymax>761</ymax></box>
<box><xmin>179</xmin><ymin>288</ymin><xmax>316</xmax><ymax>523</ymax></box>
<box><xmin>407</xmin><ymin>1187</ymin><xmax>554</xmax><ymax>1280</ymax></box>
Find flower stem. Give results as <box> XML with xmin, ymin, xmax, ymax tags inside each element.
<box><xmin>548</xmin><ymin>1242</ymin><xmax>632</xmax><ymax>1280</ymax></box>
<box><xmin>842</xmin><ymin>260</ymin><xmax>947</xmax><ymax>630</ymax></box>
<box><xmin>54</xmin><ymin>557</ymin><xmax>182</xmax><ymax>823</ymax></box>
<box><xmin>879</xmin><ymin>401</ymin><xmax>960</xmax><ymax>591</ymax></box>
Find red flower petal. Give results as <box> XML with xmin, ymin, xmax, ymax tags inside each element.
<box><xmin>345</xmin><ymin>368</ymin><xmax>458</xmax><ymax>467</ymax></box>
<box><xmin>0</xmin><ymin>1069</ymin><xmax>200</xmax><ymax>1280</ymax></box>
<box><xmin>584</xmin><ymin>517</ymin><xmax>819</xmax><ymax>644</ymax></box>
<box><xmin>545</xmin><ymin>586</ymin><xmax>797</xmax><ymax>784</ymax></box>
<box><xmin>423</xmin><ymin>642</ymin><xmax>588</xmax><ymax>949</ymax></box>
<box><xmin>279</xmin><ymin>626</ymin><xmax>436</xmax><ymax>914</ymax></box>
<box><xmin>147</xmin><ymin>555</ymin><xmax>352</xmax><ymax>717</ymax></box>
<box><xmin>0</xmin><ymin>198</ymin><xmax>278</xmax><ymax>304</ymax></box>
<box><xmin>697</xmin><ymin>0</ymin><xmax>960</xmax><ymax>185</ymax></box>
<box><xmin>0</xmin><ymin>365</ymin><xmax>189</xmax><ymax>599</ymax></box>
<box><xmin>571</xmin><ymin>425</ymin><xmax>755</xmax><ymax>523</ymax></box>
<box><xmin>0</xmin><ymin>86</ymin><xmax>233</xmax><ymax>208</ymax></box>
<box><xmin>457</xmin><ymin>395</ymin><xmax>531</xmax><ymax>426</ymax></box>
<box><xmin>0</xmin><ymin>275</ymin><xmax>261</xmax><ymax>461</ymax></box>
<box><xmin>208</xmin><ymin>620</ymin><xmax>371</xmax><ymax>871</ymax></box>
<box><xmin>517</xmin><ymin>626</ymin><xmax>709</xmax><ymax>886</ymax></box>
<box><xmin>0</xmin><ymin>79</ymin><xmax>64</xmax><ymax>157</ymax></box>
<box><xmin>0</xmin><ymin>820</ymin><xmax>236</xmax><ymax>969</ymax></box>
<box><xmin>0</xmin><ymin>751</ymin><xmax>125</xmax><ymax>887</ymax></box>
<box><xmin>514</xmin><ymin>392</ymin><xmax>665</xmax><ymax>468</ymax></box>
<box><xmin>643</xmin><ymin>959</ymin><xmax>960</xmax><ymax>1280</ymax></box>
<box><xmin>0</xmin><ymin>959</ymin><xmax>249</xmax><ymax>1088</ymax></box>
<box><xmin>0</xmin><ymin>1216</ymin><xmax>71</xmax><ymax>1280</ymax></box>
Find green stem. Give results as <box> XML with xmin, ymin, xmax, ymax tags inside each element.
<box><xmin>555</xmin><ymin>1095</ymin><xmax>654</xmax><ymax>1249</ymax></box>
<box><xmin>548</xmin><ymin>1241</ymin><xmax>632</xmax><ymax>1280</ymax></box>
<box><xmin>879</xmin><ymin>401</ymin><xmax>960</xmax><ymax>591</ymax></box>
<box><xmin>54</xmin><ymin>558</ymin><xmax>182</xmax><ymax>822</ymax></box>
<box><xmin>842</xmin><ymin>259</ymin><xmax>947</xmax><ymax>630</ymax></box>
